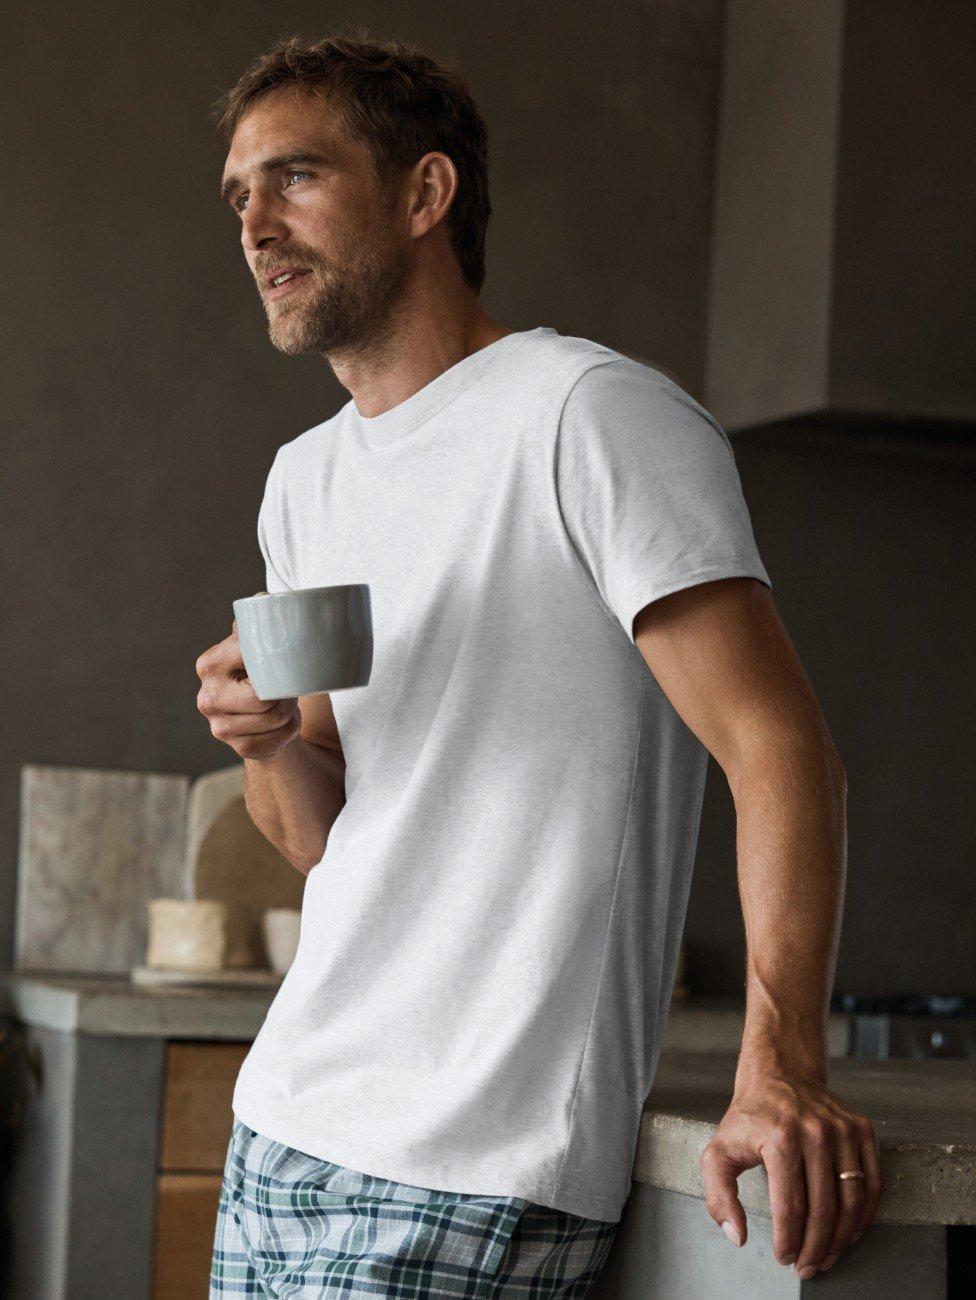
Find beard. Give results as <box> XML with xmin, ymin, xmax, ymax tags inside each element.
<box><xmin>263</xmin><ymin>210</ymin><xmax>411</xmax><ymax>357</ymax></box>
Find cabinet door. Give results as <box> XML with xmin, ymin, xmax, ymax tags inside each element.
<box><xmin>153</xmin><ymin>1173</ymin><xmax>223</xmax><ymax>1299</ymax></box>
<box><xmin>154</xmin><ymin>1041</ymin><xmax>251</xmax><ymax>1296</ymax></box>
<box><xmin>158</xmin><ymin>1041</ymin><xmax>249</xmax><ymax>1169</ymax></box>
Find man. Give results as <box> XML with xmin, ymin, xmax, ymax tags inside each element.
<box><xmin>196</xmin><ymin>31</ymin><xmax>881</xmax><ymax>1298</ymax></box>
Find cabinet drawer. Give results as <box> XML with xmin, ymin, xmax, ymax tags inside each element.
<box><xmin>159</xmin><ymin>1042</ymin><xmax>250</xmax><ymax>1170</ymax></box>
<box><xmin>153</xmin><ymin>1172</ymin><xmax>223</xmax><ymax>1298</ymax></box>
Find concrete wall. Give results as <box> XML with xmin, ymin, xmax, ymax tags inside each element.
<box><xmin>0</xmin><ymin>0</ymin><xmax>723</xmax><ymax>965</ymax></box>
<box><xmin>831</xmin><ymin>0</ymin><xmax>976</xmax><ymax>420</ymax></box>
<box><xmin>705</xmin><ymin>0</ymin><xmax>976</xmax><ymax>429</ymax></box>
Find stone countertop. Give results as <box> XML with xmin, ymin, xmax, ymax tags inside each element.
<box><xmin>0</xmin><ymin>970</ymin><xmax>278</xmax><ymax>1040</ymax></box>
<box><xmin>0</xmin><ymin>972</ymin><xmax>850</xmax><ymax>1050</ymax></box>
<box><xmin>0</xmin><ymin>972</ymin><xmax>852</xmax><ymax>1050</ymax></box>
<box><xmin>661</xmin><ymin>995</ymin><xmax>850</xmax><ymax>1057</ymax></box>
<box><xmin>4</xmin><ymin>973</ymin><xmax>969</xmax><ymax>1224</ymax></box>
<box><xmin>635</xmin><ymin>1050</ymin><xmax>976</xmax><ymax>1226</ymax></box>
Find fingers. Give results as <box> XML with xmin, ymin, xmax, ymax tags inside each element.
<box><xmin>209</xmin><ymin>697</ymin><xmax>298</xmax><ymax>743</ymax></box>
<box><xmin>761</xmin><ymin>1123</ymin><xmax>868</xmax><ymax>1281</ymax></box>
<box><xmin>214</xmin><ymin>708</ymin><xmax>302</xmax><ymax>761</ymax></box>
<box><xmin>196</xmin><ymin>609</ymin><xmax>301</xmax><ymax>759</ymax></box>
<box><xmin>706</xmin><ymin>1082</ymin><xmax>882</xmax><ymax>1281</ymax></box>
<box><xmin>197</xmin><ymin>669</ymin><xmax>278</xmax><ymax>722</ymax></box>
<box><xmin>202</xmin><ymin>673</ymin><xmax>277</xmax><ymax>717</ymax></box>
<box><xmin>793</xmin><ymin>1126</ymin><xmax>838</xmax><ymax>1279</ymax></box>
<box><xmin>196</xmin><ymin>629</ymin><xmax>276</xmax><ymax>717</ymax></box>
<box><xmin>820</xmin><ymin>1127</ymin><xmax>867</xmax><ymax>1271</ymax></box>
<box><xmin>761</xmin><ymin>1131</ymin><xmax>806</xmax><ymax>1265</ymax></box>
<box><xmin>196</xmin><ymin>632</ymin><xmax>246</xmax><ymax>683</ymax></box>
<box><xmin>700</xmin><ymin>1142</ymin><xmax>748</xmax><ymax>1248</ymax></box>
<box><xmin>853</xmin><ymin>1113</ymin><xmax>884</xmax><ymax>1240</ymax></box>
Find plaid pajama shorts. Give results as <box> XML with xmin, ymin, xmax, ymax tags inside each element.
<box><xmin>210</xmin><ymin>1117</ymin><xmax>619</xmax><ymax>1298</ymax></box>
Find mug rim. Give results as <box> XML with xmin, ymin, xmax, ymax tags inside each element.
<box><xmin>234</xmin><ymin>582</ymin><xmax>369</xmax><ymax>606</ymax></box>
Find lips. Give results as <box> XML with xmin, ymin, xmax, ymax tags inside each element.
<box><xmin>265</xmin><ymin>270</ymin><xmax>310</xmax><ymax>301</ymax></box>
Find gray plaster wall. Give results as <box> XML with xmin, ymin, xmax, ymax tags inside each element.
<box><xmin>705</xmin><ymin>1</ymin><xmax>976</xmax><ymax>430</ymax></box>
<box><xmin>830</xmin><ymin>0</ymin><xmax>976</xmax><ymax>420</ymax></box>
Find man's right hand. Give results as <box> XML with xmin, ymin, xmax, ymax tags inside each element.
<box><xmin>195</xmin><ymin>618</ymin><xmax>302</xmax><ymax>762</ymax></box>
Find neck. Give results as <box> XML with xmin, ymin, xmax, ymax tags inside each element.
<box><xmin>328</xmin><ymin>298</ymin><xmax>511</xmax><ymax>420</ymax></box>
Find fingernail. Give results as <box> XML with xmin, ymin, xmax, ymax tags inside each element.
<box><xmin>781</xmin><ymin>1254</ymin><xmax>796</xmax><ymax>1267</ymax></box>
<box><xmin>796</xmin><ymin>1265</ymin><xmax>817</xmax><ymax>1280</ymax></box>
<box><xmin>820</xmin><ymin>1255</ymin><xmax>839</xmax><ymax>1271</ymax></box>
<box><xmin>721</xmin><ymin>1221</ymin><xmax>742</xmax><ymax>1247</ymax></box>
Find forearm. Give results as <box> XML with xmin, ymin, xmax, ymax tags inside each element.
<box><xmin>243</xmin><ymin>737</ymin><xmax>346</xmax><ymax>875</ymax></box>
<box><xmin>727</xmin><ymin>735</ymin><xmax>847</xmax><ymax>1085</ymax></box>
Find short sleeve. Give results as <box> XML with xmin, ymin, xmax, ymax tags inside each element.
<box><xmin>554</xmin><ymin>358</ymin><xmax>771</xmax><ymax>644</ymax></box>
<box><xmin>256</xmin><ymin>451</ymin><xmax>294</xmax><ymax>594</ymax></box>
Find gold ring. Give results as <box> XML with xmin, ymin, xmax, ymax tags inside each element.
<box><xmin>838</xmin><ymin>1170</ymin><xmax>865</xmax><ymax>1181</ymax></box>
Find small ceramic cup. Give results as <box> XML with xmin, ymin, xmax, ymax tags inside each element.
<box><xmin>146</xmin><ymin>898</ymin><xmax>228</xmax><ymax>972</ymax></box>
<box><xmin>262</xmin><ymin>908</ymin><xmax>302</xmax><ymax>974</ymax></box>
<box><xmin>233</xmin><ymin>584</ymin><xmax>373</xmax><ymax>701</ymax></box>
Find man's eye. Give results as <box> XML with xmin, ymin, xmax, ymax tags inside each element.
<box><xmin>232</xmin><ymin>171</ymin><xmax>311</xmax><ymax>214</ymax></box>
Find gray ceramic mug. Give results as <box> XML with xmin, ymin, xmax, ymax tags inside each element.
<box><xmin>232</xmin><ymin>584</ymin><xmax>373</xmax><ymax>701</ymax></box>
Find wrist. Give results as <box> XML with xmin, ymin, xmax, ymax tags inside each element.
<box><xmin>735</xmin><ymin>1030</ymin><xmax>829</xmax><ymax>1092</ymax></box>
<box><xmin>737</xmin><ymin>972</ymin><xmax>831</xmax><ymax>1087</ymax></box>
<box><xmin>243</xmin><ymin>731</ymin><xmax>307</xmax><ymax>770</ymax></box>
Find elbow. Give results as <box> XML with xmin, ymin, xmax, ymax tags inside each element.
<box><xmin>724</xmin><ymin>727</ymin><xmax>847</xmax><ymax>804</ymax></box>
<box><xmin>826</xmin><ymin>741</ymin><xmax>847</xmax><ymax>794</ymax></box>
<box><xmin>819</xmin><ymin>741</ymin><xmax>847</xmax><ymax>831</ymax></box>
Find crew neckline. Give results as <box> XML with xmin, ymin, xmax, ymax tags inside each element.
<box><xmin>343</xmin><ymin>326</ymin><xmax>557</xmax><ymax>446</ymax></box>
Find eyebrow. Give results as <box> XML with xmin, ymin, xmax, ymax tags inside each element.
<box><xmin>219</xmin><ymin>151</ymin><xmax>331</xmax><ymax>204</ymax></box>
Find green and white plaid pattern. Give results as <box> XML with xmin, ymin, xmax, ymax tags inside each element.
<box><xmin>210</xmin><ymin>1117</ymin><xmax>618</xmax><ymax>1297</ymax></box>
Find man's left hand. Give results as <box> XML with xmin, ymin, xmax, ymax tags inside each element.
<box><xmin>700</xmin><ymin>1070</ymin><xmax>883</xmax><ymax>1279</ymax></box>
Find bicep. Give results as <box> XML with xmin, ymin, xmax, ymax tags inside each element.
<box><xmin>633</xmin><ymin>577</ymin><xmax>839</xmax><ymax>778</ymax></box>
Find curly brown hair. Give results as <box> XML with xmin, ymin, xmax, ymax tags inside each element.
<box><xmin>211</xmin><ymin>29</ymin><xmax>492</xmax><ymax>295</ymax></box>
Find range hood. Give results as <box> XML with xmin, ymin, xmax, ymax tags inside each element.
<box><xmin>704</xmin><ymin>1</ymin><xmax>974</xmax><ymax>433</ymax></box>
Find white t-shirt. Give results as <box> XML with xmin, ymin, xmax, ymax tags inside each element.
<box><xmin>232</xmin><ymin>326</ymin><xmax>771</xmax><ymax>1222</ymax></box>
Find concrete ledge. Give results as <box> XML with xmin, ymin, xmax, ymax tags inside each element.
<box><xmin>2</xmin><ymin>973</ymin><xmax>852</xmax><ymax>1052</ymax></box>
<box><xmin>660</xmin><ymin>997</ymin><xmax>849</xmax><ymax>1057</ymax></box>
<box><xmin>636</xmin><ymin>1051</ymin><xmax>976</xmax><ymax>1225</ymax></box>
<box><xmin>0</xmin><ymin>971</ymin><xmax>275</xmax><ymax>1040</ymax></box>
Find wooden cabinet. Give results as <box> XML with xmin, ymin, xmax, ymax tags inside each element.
<box><xmin>153</xmin><ymin>1174</ymin><xmax>225</xmax><ymax>1299</ymax></box>
<box><xmin>1</xmin><ymin>975</ymin><xmax>276</xmax><ymax>1299</ymax></box>
<box><xmin>152</xmin><ymin>1042</ymin><xmax>250</xmax><ymax>1298</ymax></box>
<box><xmin>158</xmin><ymin>1042</ymin><xmax>249</xmax><ymax>1170</ymax></box>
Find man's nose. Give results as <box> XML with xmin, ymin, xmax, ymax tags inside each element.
<box><xmin>241</xmin><ymin>190</ymin><xmax>289</xmax><ymax>252</ymax></box>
